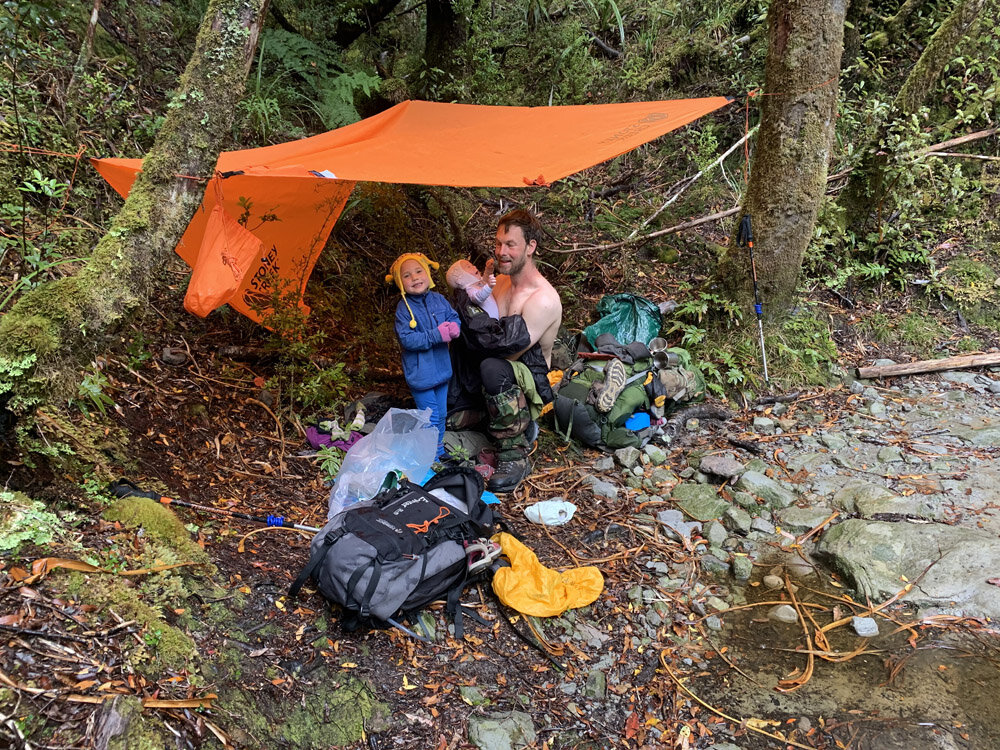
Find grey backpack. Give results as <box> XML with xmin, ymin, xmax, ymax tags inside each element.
<box><xmin>289</xmin><ymin>467</ymin><xmax>495</xmax><ymax>635</ymax></box>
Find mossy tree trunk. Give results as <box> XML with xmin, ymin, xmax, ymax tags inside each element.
<box><xmin>714</xmin><ymin>0</ymin><xmax>846</xmax><ymax>319</ymax></box>
<box><xmin>838</xmin><ymin>0</ymin><xmax>987</xmax><ymax>231</ymax></box>
<box><xmin>423</xmin><ymin>0</ymin><xmax>476</xmax><ymax>95</ymax></box>
<box><xmin>0</xmin><ymin>0</ymin><xmax>269</xmax><ymax>412</ymax></box>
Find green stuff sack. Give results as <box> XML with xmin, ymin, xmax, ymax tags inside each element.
<box><xmin>582</xmin><ymin>294</ymin><xmax>662</xmax><ymax>349</ymax></box>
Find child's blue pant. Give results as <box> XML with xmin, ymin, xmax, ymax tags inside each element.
<box><xmin>411</xmin><ymin>382</ymin><xmax>449</xmax><ymax>458</ymax></box>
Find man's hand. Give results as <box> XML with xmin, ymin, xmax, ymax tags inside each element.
<box><xmin>437</xmin><ymin>321</ymin><xmax>460</xmax><ymax>342</ymax></box>
<box><xmin>484</xmin><ymin>259</ymin><xmax>496</xmax><ymax>288</ymax></box>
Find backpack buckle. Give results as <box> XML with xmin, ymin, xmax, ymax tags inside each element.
<box><xmin>464</xmin><ymin>538</ymin><xmax>502</xmax><ymax>575</ymax></box>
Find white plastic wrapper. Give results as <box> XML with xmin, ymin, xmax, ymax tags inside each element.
<box><xmin>327</xmin><ymin>408</ymin><xmax>437</xmax><ymax>519</ymax></box>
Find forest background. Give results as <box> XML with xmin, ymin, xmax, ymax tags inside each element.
<box><xmin>0</xmin><ymin>0</ymin><xmax>999</xmax><ymax>745</ymax></box>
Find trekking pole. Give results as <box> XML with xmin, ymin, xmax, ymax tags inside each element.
<box><xmin>107</xmin><ymin>479</ymin><xmax>321</xmax><ymax>533</ymax></box>
<box><xmin>737</xmin><ymin>214</ymin><xmax>769</xmax><ymax>383</ymax></box>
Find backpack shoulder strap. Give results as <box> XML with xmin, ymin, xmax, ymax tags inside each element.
<box><xmin>289</xmin><ymin>527</ymin><xmax>346</xmax><ymax>597</ymax></box>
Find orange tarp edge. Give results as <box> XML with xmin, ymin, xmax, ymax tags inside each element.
<box><xmin>92</xmin><ymin>97</ymin><xmax>731</xmax><ymax>320</ymax></box>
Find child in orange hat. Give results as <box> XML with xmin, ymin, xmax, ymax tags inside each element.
<box><xmin>386</xmin><ymin>253</ymin><xmax>461</xmax><ymax>458</ymax></box>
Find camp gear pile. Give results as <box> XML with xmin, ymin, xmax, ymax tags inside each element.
<box><xmin>290</xmin><ymin>467</ymin><xmax>495</xmax><ymax>635</ymax></box>
<box><xmin>552</xmin><ymin>339</ymin><xmax>704</xmax><ymax>451</ymax></box>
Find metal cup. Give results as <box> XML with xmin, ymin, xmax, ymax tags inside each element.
<box><xmin>648</xmin><ymin>337</ymin><xmax>667</xmax><ymax>354</ymax></box>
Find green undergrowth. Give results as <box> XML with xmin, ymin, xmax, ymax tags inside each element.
<box><xmin>675</xmin><ymin>301</ymin><xmax>840</xmax><ymax>397</ymax></box>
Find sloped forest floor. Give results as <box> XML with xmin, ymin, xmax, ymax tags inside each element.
<box><xmin>3</xmin><ymin>201</ymin><xmax>1000</xmax><ymax>750</ymax></box>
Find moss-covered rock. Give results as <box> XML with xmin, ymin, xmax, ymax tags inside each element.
<box><xmin>218</xmin><ymin>671</ymin><xmax>388</xmax><ymax>748</ymax></box>
<box><xmin>103</xmin><ymin>497</ymin><xmax>210</xmax><ymax>565</ymax></box>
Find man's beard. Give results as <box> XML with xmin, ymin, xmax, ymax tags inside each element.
<box><xmin>497</xmin><ymin>253</ymin><xmax>526</xmax><ymax>276</ymax></box>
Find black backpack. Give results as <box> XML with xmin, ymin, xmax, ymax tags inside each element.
<box><xmin>290</xmin><ymin>466</ymin><xmax>496</xmax><ymax>637</ymax></box>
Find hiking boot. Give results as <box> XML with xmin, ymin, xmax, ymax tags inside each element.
<box><xmin>596</xmin><ymin>358</ymin><xmax>627</xmax><ymax>413</ymax></box>
<box><xmin>487</xmin><ymin>456</ymin><xmax>531</xmax><ymax>493</ymax></box>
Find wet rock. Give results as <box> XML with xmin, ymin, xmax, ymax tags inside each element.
<box><xmin>586</xmin><ymin>477</ymin><xmax>618</xmax><ymax>499</ymax></box>
<box><xmin>734</xmin><ymin>471</ymin><xmax>798</xmax><ymax>509</ymax></box>
<box><xmin>705</xmin><ymin>615</ymin><xmax>723</xmax><ymax>631</ymax></box>
<box><xmin>161</xmin><ymin>346</ymin><xmax>187</xmax><ymax>365</ymax></box>
<box><xmin>655</xmin><ymin>509</ymin><xmax>701</xmax><ymax>546</ymax></box>
<box><xmin>869</xmin><ymin>401</ymin><xmax>887</xmax><ymax>417</ymax></box>
<box><xmin>468</xmin><ymin>711</ymin><xmax>536</xmax><ymax>750</ymax></box>
<box><xmin>723</xmin><ymin>506</ymin><xmax>753</xmax><ymax>534</ymax></box>
<box><xmin>615</xmin><ymin>447</ymin><xmax>640</xmax><ymax>469</ymax></box>
<box><xmin>643</xmin><ymin>444</ymin><xmax>668</xmax><ymax>465</ymax></box>
<box><xmin>584</xmin><ymin>670</ymin><xmax>607</xmax><ymax>699</ymax></box>
<box><xmin>750</xmin><ymin>517</ymin><xmax>776</xmax><ymax>534</ymax></box>
<box><xmin>851</xmin><ymin>616</ymin><xmax>879</xmax><ymax>637</ymax></box>
<box><xmin>762</xmin><ymin>574</ymin><xmax>783</xmax><ymax>589</ymax></box>
<box><xmin>776</xmin><ymin>506</ymin><xmax>834</xmax><ymax>534</ymax></box>
<box><xmin>593</xmin><ymin>456</ymin><xmax>614</xmax><ymax>472</ymax></box>
<box><xmin>699</xmin><ymin>453</ymin><xmax>746</xmax><ymax>479</ymax></box>
<box><xmin>700</xmin><ymin>555</ymin><xmax>730</xmax><ymax>576</ymax></box>
<box><xmin>768</xmin><ymin>604</ymin><xmax>798</xmax><ymax>624</ymax></box>
<box><xmin>816</xmin><ymin>519</ymin><xmax>1000</xmax><ymax>619</ymax></box>
<box><xmin>671</xmin><ymin>483</ymin><xmax>729</xmax><ymax>520</ymax></box>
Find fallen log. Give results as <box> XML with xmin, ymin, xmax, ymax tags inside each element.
<box><xmin>856</xmin><ymin>352</ymin><xmax>1000</xmax><ymax>379</ymax></box>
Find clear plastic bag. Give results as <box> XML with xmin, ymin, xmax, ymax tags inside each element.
<box><xmin>327</xmin><ymin>408</ymin><xmax>438</xmax><ymax>519</ymax></box>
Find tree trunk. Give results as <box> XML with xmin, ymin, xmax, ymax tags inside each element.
<box><xmin>838</xmin><ymin>0</ymin><xmax>987</xmax><ymax>230</ymax></box>
<box><xmin>0</xmin><ymin>0</ymin><xmax>268</xmax><ymax>411</ymax></box>
<box><xmin>715</xmin><ymin>0</ymin><xmax>846</xmax><ymax>319</ymax></box>
<box><xmin>422</xmin><ymin>0</ymin><xmax>472</xmax><ymax>94</ymax></box>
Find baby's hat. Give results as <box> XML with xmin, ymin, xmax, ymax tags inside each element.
<box><xmin>385</xmin><ymin>253</ymin><xmax>439</xmax><ymax>294</ymax></box>
<box><xmin>446</xmin><ymin>259</ymin><xmax>481</xmax><ymax>290</ymax></box>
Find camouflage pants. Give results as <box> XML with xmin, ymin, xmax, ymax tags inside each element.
<box><xmin>486</xmin><ymin>387</ymin><xmax>532</xmax><ymax>461</ymax></box>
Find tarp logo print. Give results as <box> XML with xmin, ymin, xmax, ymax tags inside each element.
<box><xmin>600</xmin><ymin>112</ymin><xmax>670</xmax><ymax>145</ymax></box>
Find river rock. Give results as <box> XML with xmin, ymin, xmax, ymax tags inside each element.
<box><xmin>671</xmin><ymin>483</ymin><xmax>729</xmax><ymax>520</ymax></box>
<box><xmin>468</xmin><ymin>711</ymin><xmax>536</xmax><ymax>750</ymax></box>
<box><xmin>586</xmin><ymin>477</ymin><xmax>618</xmax><ymax>499</ymax></box>
<box><xmin>851</xmin><ymin>616</ymin><xmax>879</xmax><ymax>637</ymax></box>
<box><xmin>762</xmin><ymin>574</ymin><xmax>783</xmax><ymax>589</ymax></box>
<box><xmin>734</xmin><ymin>471</ymin><xmax>798</xmax><ymax>509</ymax></box>
<box><xmin>615</xmin><ymin>447</ymin><xmax>641</xmax><ymax>469</ymax></box>
<box><xmin>723</xmin><ymin>506</ymin><xmax>753</xmax><ymax>534</ymax></box>
<box><xmin>699</xmin><ymin>453</ymin><xmax>746</xmax><ymax>479</ymax></box>
<box><xmin>768</xmin><ymin>604</ymin><xmax>798</xmax><ymax>624</ymax></box>
<box><xmin>656</xmin><ymin>509</ymin><xmax>701</xmax><ymax>546</ymax></box>
<box><xmin>643</xmin><ymin>444</ymin><xmax>668</xmax><ymax>465</ymax></box>
<box><xmin>816</xmin><ymin>519</ymin><xmax>1000</xmax><ymax>619</ymax></box>
<box><xmin>776</xmin><ymin>506</ymin><xmax>834</xmax><ymax>534</ymax></box>
<box><xmin>830</xmin><ymin>480</ymin><xmax>895</xmax><ymax>514</ymax></box>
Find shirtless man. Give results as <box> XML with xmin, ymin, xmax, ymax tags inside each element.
<box><xmin>447</xmin><ymin>209</ymin><xmax>562</xmax><ymax>492</ymax></box>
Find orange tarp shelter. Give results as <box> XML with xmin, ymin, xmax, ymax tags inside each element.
<box><xmin>92</xmin><ymin>97</ymin><xmax>731</xmax><ymax>322</ymax></box>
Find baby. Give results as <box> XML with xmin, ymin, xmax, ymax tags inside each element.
<box><xmin>445</xmin><ymin>259</ymin><xmax>498</xmax><ymax>319</ymax></box>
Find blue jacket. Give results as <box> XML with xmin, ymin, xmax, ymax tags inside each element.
<box><xmin>395</xmin><ymin>291</ymin><xmax>460</xmax><ymax>391</ymax></box>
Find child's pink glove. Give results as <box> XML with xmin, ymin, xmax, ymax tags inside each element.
<box><xmin>437</xmin><ymin>321</ymin><xmax>460</xmax><ymax>342</ymax></box>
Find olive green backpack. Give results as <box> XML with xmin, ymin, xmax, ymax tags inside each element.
<box><xmin>552</xmin><ymin>348</ymin><xmax>704</xmax><ymax>451</ymax></box>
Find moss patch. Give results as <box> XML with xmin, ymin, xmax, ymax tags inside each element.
<box><xmin>218</xmin><ymin>672</ymin><xmax>387</xmax><ymax>748</ymax></box>
<box><xmin>79</xmin><ymin>576</ymin><xmax>197</xmax><ymax>672</ymax></box>
<box><xmin>103</xmin><ymin>497</ymin><xmax>209</xmax><ymax>565</ymax></box>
